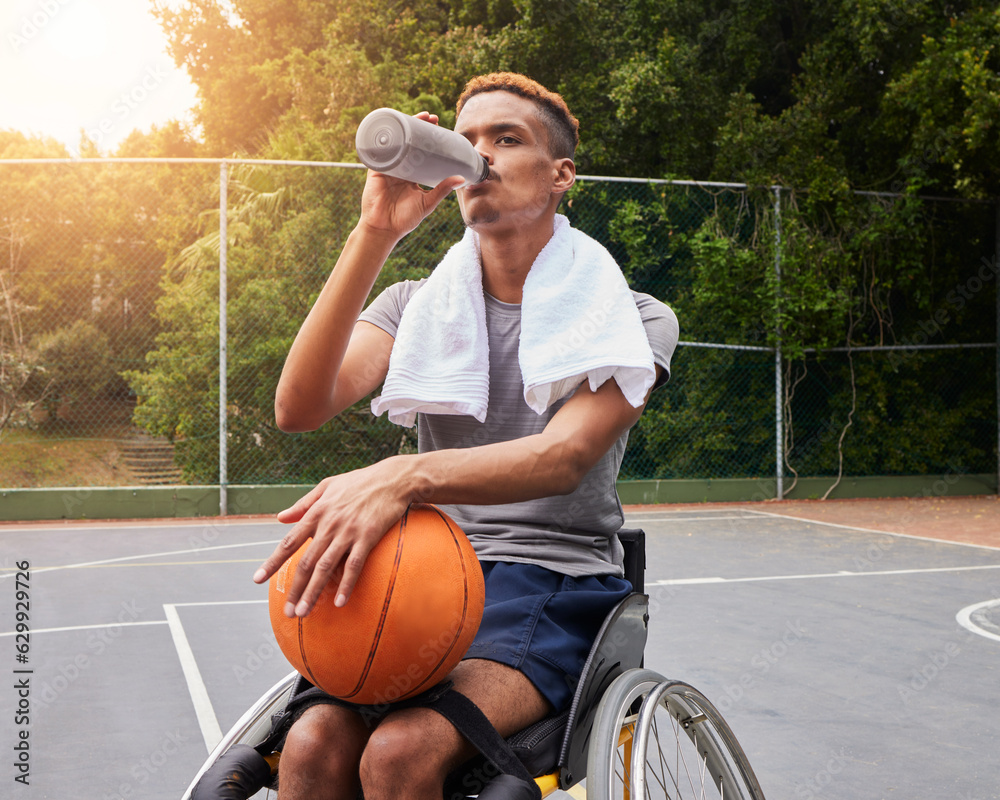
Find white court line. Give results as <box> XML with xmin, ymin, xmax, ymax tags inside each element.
<box><xmin>628</xmin><ymin>506</ymin><xmax>1000</xmax><ymax>553</ymax></box>
<box><xmin>0</xmin><ymin>600</ymin><xmax>265</xmax><ymax>637</ymax></box>
<box><xmin>0</xmin><ymin>518</ymin><xmax>282</xmax><ymax>534</ymax></box>
<box><xmin>648</xmin><ymin>562</ymin><xmax>1000</xmax><ymax>586</ymax></box>
<box><xmin>164</xmin><ymin>603</ymin><xmax>224</xmax><ymax>754</ymax></box>
<box><xmin>625</xmin><ymin>515</ymin><xmax>752</xmax><ymax>524</ymax></box>
<box><xmin>0</xmin><ymin>539</ymin><xmax>281</xmax><ymax>579</ymax></box>
<box><xmin>170</xmin><ymin>599</ymin><xmax>267</xmax><ymax>608</ymax></box>
<box><xmin>0</xmin><ymin>620</ymin><xmax>167</xmax><ymax>637</ymax></box>
<box><xmin>739</xmin><ymin>508</ymin><xmax>1000</xmax><ymax>552</ymax></box>
<box><xmin>956</xmin><ymin>598</ymin><xmax>1000</xmax><ymax>644</ymax></box>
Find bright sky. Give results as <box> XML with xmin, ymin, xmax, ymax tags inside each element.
<box><xmin>0</xmin><ymin>0</ymin><xmax>200</xmax><ymax>155</ymax></box>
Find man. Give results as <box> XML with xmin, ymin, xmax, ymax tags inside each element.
<box><xmin>253</xmin><ymin>73</ymin><xmax>678</xmax><ymax>800</ymax></box>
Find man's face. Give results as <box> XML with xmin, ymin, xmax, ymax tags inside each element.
<box><xmin>454</xmin><ymin>91</ymin><xmax>567</xmax><ymax>233</ymax></box>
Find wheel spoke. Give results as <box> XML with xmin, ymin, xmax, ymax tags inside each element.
<box><xmin>586</xmin><ymin>671</ymin><xmax>765</xmax><ymax>800</ymax></box>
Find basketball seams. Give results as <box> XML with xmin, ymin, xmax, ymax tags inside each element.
<box><xmin>270</xmin><ymin>504</ymin><xmax>484</xmax><ymax>706</ymax></box>
<box><xmin>344</xmin><ymin>511</ymin><xmax>407</xmax><ymax>699</ymax></box>
<box><xmin>402</xmin><ymin>506</ymin><xmax>473</xmax><ymax>697</ymax></box>
<box><xmin>297</xmin><ymin>618</ymin><xmax>321</xmax><ymax>687</ymax></box>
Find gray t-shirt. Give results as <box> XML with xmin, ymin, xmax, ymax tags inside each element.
<box><xmin>359</xmin><ymin>278</ymin><xmax>679</xmax><ymax>577</ymax></box>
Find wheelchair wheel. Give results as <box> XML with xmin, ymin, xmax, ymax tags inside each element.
<box><xmin>586</xmin><ymin>669</ymin><xmax>765</xmax><ymax>800</ymax></box>
<box><xmin>181</xmin><ymin>671</ymin><xmax>298</xmax><ymax>800</ymax></box>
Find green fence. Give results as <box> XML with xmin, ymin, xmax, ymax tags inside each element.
<box><xmin>1</xmin><ymin>159</ymin><xmax>997</xmax><ymax>515</ymax></box>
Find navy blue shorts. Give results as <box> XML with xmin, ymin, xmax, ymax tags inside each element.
<box><xmin>464</xmin><ymin>561</ymin><xmax>632</xmax><ymax>712</ymax></box>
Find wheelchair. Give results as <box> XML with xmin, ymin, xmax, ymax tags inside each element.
<box><xmin>182</xmin><ymin>530</ymin><xmax>766</xmax><ymax>800</ymax></box>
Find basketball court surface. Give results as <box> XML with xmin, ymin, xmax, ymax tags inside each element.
<box><xmin>1</xmin><ymin>496</ymin><xmax>998</xmax><ymax>799</ymax></box>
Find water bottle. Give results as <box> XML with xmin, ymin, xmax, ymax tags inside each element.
<box><xmin>355</xmin><ymin>108</ymin><xmax>490</xmax><ymax>188</ymax></box>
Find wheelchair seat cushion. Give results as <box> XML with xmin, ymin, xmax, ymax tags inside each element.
<box><xmin>466</xmin><ymin>561</ymin><xmax>631</xmax><ymax>711</ymax></box>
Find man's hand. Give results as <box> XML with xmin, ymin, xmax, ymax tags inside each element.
<box><xmin>252</xmin><ymin>457</ymin><xmax>418</xmax><ymax>617</ymax></box>
<box><xmin>358</xmin><ymin>112</ymin><xmax>466</xmax><ymax>242</ymax></box>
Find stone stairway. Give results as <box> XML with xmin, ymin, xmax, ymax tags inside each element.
<box><xmin>118</xmin><ymin>431</ymin><xmax>184</xmax><ymax>485</ymax></box>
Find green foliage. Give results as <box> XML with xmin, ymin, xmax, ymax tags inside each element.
<box><xmin>123</xmin><ymin>162</ymin><xmax>467</xmax><ymax>483</ymax></box>
<box><xmin>33</xmin><ymin>321</ymin><xmax>115</xmax><ymax>413</ymax></box>
<box><xmin>5</xmin><ymin>0</ymin><xmax>997</xmax><ymax>485</ymax></box>
<box><xmin>638</xmin><ymin>348</ymin><xmax>777</xmax><ymax>479</ymax></box>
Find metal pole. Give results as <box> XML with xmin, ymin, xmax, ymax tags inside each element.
<box><xmin>219</xmin><ymin>161</ymin><xmax>229</xmax><ymax>516</ymax></box>
<box><xmin>995</xmin><ymin>199</ymin><xmax>999</xmax><ymax>495</ymax></box>
<box><xmin>774</xmin><ymin>186</ymin><xmax>784</xmax><ymax>500</ymax></box>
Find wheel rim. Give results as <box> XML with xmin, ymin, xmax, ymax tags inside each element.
<box><xmin>632</xmin><ymin>680</ymin><xmax>765</xmax><ymax>799</ymax></box>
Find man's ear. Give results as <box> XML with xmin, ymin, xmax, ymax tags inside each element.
<box><xmin>553</xmin><ymin>158</ymin><xmax>576</xmax><ymax>194</ymax></box>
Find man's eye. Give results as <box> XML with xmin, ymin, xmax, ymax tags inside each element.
<box><xmin>498</xmin><ymin>136</ymin><xmax>518</xmax><ymax>145</ymax></box>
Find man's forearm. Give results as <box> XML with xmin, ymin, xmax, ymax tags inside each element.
<box><xmin>401</xmin><ymin>379</ymin><xmax>644</xmax><ymax>508</ymax></box>
<box><xmin>275</xmin><ymin>225</ymin><xmax>397</xmax><ymax>431</ymax></box>
<box><xmin>402</xmin><ymin>433</ymin><xmax>583</xmax><ymax>509</ymax></box>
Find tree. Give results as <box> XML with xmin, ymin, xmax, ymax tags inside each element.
<box><xmin>136</xmin><ymin>0</ymin><xmax>997</xmax><ymax>485</ymax></box>
<box><xmin>125</xmin><ymin>160</ymin><xmax>467</xmax><ymax>483</ymax></box>
<box><xmin>33</xmin><ymin>320</ymin><xmax>115</xmax><ymax>418</ymax></box>
<box><xmin>0</xmin><ymin>227</ymin><xmax>50</xmax><ymax>438</ymax></box>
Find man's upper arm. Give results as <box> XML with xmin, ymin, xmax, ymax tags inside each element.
<box><xmin>541</xmin><ymin>365</ymin><xmax>664</xmax><ymax>480</ymax></box>
<box><xmin>330</xmin><ymin>321</ymin><xmax>394</xmax><ymax>417</ymax></box>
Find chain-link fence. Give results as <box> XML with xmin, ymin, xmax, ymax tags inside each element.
<box><xmin>1</xmin><ymin>159</ymin><xmax>997</xmax><ymax>501</ymax></box>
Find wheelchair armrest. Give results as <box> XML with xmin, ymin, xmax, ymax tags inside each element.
<box><xmin>618</xmin><ymin>528</ymin><xmax>646</xmax><ymax>594</ymax></box>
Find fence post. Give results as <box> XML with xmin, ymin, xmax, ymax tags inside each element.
<box><xmin>219</xmin><ymin>161</ymin><xmax>229</xmax><ymax>516</ymax></box>
<box><xmin>774</xmin><ymin>186</ymin><xmax>784</xmax><ymax>500</ymax></box>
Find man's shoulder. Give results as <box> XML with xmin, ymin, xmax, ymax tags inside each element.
<box><xmin>630</xmin><ymin>289</ymin><xmax>675</xmax><ymax>321</ymax></box>
<box><xmin>382</xmin><ymin>277</ymin><xmax>430</xmax><ymax>304</ymax></box>
<box><xmin>360</xmin><ymin>277</ymin><xmax>430</xmax><ymax>336</ymax></box>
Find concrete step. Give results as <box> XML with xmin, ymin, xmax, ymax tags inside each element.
<box><xmin>117</xmin><ymin>431</ymin><xmax>183</xmax><ymax>485</ymax></box>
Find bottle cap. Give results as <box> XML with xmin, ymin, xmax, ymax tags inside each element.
<box><xmin>356</xmin><ymin>110</ymin><xmax>409</xmax><ymax>173</ymax></box>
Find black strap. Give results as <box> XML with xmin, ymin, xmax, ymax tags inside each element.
<box><xmin>255</xmin><ymin>677</ymin><xmax>456</xmax><ymax>756</ymax></box>
<box><xmin>252</xmin><ymin>679</ymin><xmax>541</xmax><ymax>800</ymax></box>
<box><xmin>423</xmin><ymin>689</ymin><xmax>541</xmax><ymax>799</ymax></box>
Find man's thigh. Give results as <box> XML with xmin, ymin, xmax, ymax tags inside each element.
<box><xmin>374</xmin><ymin>658</ymin><xmax>551</xmax><ymax>771</ymax></box>
<box><xmin>451</xmin><ymin>658</ymin><xmax>553</xmax><ymax>735</ymax></box>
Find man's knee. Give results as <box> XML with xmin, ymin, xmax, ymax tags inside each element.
<box><xmin>360</xmin><ymin>713</ymin><xmax>458</xmax><ymax>796</ymax></box>
<box><xmin>279</xmin><ymin>705</ymin><xmax>366</xmax><ymax>799</ymax></box>
<box><xmin>360</xmin><ymin>722</ymin><xmax>424</xmax><ymax>783</ymax></box>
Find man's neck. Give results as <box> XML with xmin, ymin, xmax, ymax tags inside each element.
<box><xmin>478</xmin><ymin>216</ymin><xmax>557</xmax><ymax>304</ymax></box>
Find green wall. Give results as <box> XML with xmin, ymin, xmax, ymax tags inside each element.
<box><xmin>1</xmin><ymin>475</ymin><xmax>995</xmax><ymax>522</ymax></box>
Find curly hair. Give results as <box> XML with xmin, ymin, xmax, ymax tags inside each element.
<box><xmin>456</xmin><ymin>72</ymin><xmax>580</xmax><ymax>160</ymax></box>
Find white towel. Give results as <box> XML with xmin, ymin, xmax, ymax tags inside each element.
<box><xmin>370</xmin><ymin>214</ymin><xmax>655</xmax><ymax>427</ymax></box>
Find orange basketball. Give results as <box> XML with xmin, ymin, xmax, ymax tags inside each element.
<box><xmin>269</xmin><ymin>503</ymin><xmax>484</xmax><ymax>705</ymax></box>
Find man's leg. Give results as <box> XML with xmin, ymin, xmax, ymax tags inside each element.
<box><xmin>278</xmin><ymin>703</ymin><xmax>371</xmax><ymax>800</ymax></box>
<box><xmin>359</xmin><ymin>658</ymin><xmax>552</xmax><ymax>800</ymax></box>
